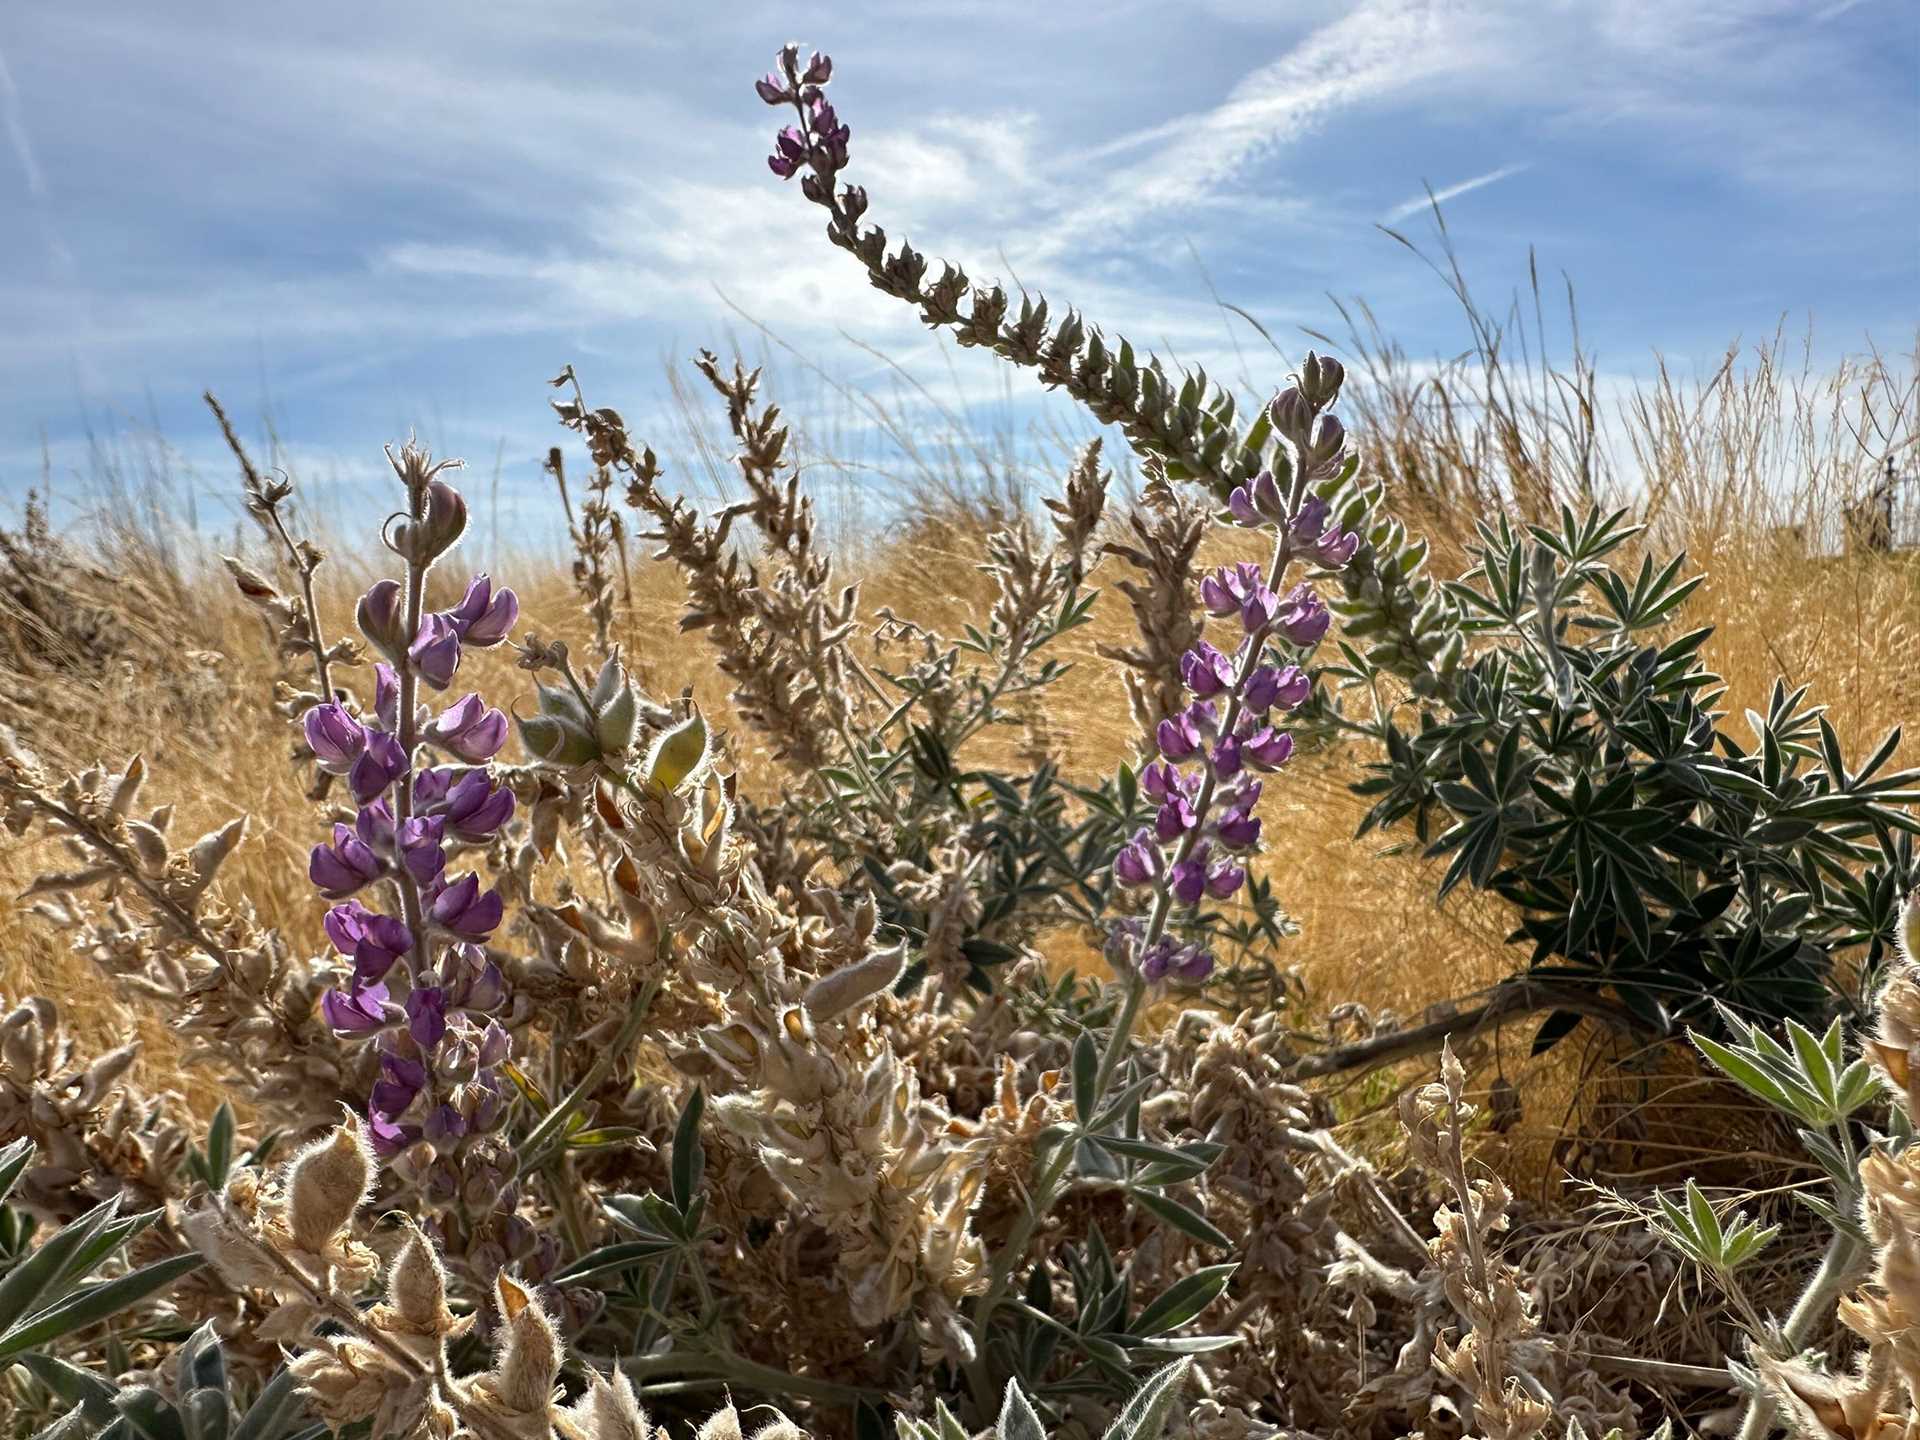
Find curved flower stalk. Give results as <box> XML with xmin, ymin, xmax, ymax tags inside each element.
<box><xmin>753</xmin><ymin>43</ymin><xmax>1372</xmax><ymax>1406</ymax></box>
<box><xmin>303</xmin><ymin>444</ymin><xmax>529</xmax><ymax>1279</ymax></box>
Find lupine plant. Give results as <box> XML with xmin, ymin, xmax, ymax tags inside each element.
<box><xmin>1316</xmin><ymin>499</ymin><xmax>1919</xmax><ymax>1051</ymax></box>
<box><xmin>0</xmin><ymin>35</ymin><xmax>1913</xmax><ymax>1440</ymax></box>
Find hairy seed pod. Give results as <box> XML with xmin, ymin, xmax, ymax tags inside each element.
<box><xmin>287</xmin><ymin>1114</ymin><xmax>373</xmax><ymax>1253</ymax></box>
<box><xmin>389</xmin><ymin>1226</ymin><xmax>449</xmax><ymax>1329</ymax></box>
<box><xmin>490</xmin><ymin>1274</ymin><xmax>561</xmax><ymax>1414</ymax></box>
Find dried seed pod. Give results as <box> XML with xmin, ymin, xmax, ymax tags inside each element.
<box><xmin>287</xmin><ymin>1114</ymin><xmax>374</xmax><ymax>1254</ymax></box>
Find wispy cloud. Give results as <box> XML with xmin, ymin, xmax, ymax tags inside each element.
<box><xmin>1382</xmin><ymin>162</ymin><xmax>1530</xmax><ymax>223</ymax></box>
<box><xmin>0</xmin><ymin>42</ymin><xmax>43</xmax><ymax>197</ymax></box>
<box><xmin>1</xmin><ymin>1</ymin><xmax>1910</xmax><ymax>521</ymax></box>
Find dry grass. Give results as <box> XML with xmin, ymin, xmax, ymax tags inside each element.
<box><xmin>2</xmin><ymin>306</ymin><xmax>1915</xmax><ymax>1203</ymax></box>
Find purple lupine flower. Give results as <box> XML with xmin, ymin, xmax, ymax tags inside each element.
<box><xmin>1205</xmin><ymin>861</ymin><xmax>1246</xmax><ymax>899</ymax></box>
<box><xmin>311</xmin><ymin>824</ymin><xmax>382</xmax><ymax>898</ymax></box>
<box><xmin>1275</xmin><ymin>584</ymin><xmax>1330</xmax><ymax>646</ymax></box>
<box><xmin>324</xmin><ymin>902</ymin><xmax>413</xmax><ymax>985</ymax></box>
<box><xmin>355</xmin><ymin>797</ymin><xmax>395</xmax><ymax>852</ymax></box>
<box><xmin>375</xmin><ymin>664</ymin><xmax>401</xmax><ymax>731</ymax></box>
<box><xmin>1212</xmin><ymin>735</ymin><xmax>1243</xmax><ymax>778</ymax></box>
<box><xmin>476</xmin><ymin>1020</ymin><xmax>510</xmax><ymax>1068</ymax></box>
<box><xmin>1155</xmin><ymin>794</ymin><xmax>1197</xmax><ymax>842</ymax></box>
<box><xmin>366</xmin><ymin>1112</ymin><xmax>419</xmax><ymax>1157</ymax></box>
<box><xmin>442</xmin><ymin>944</ymin><xmax>506</xmax><ymax>1012</ymax></box>
<box><xmin>1200</xmin><ymin>561</ymin><xmax>1264</xmax><ymax>618</ymax></box>
<box><xmin>441</xmin><ymin>769</ymin><xmax>515</xmax><ymax>841</ymax></box>
<box><xmin>755</xmin><ymin>71</ymin><xmax>789</xmax><ymax>104</ymax></box>
<box><xmin>1138</xmin><ymin>936</ymin><xmax>1179</xmax><ymax>984</ymax></box>
<box><xmin>1169</xmin><ymin>845</ymin><xmax>1211</xmax><ymax>906</ymax></box>
<box><xmin>1241</xmin><ymin>726</ymin><xmax>1295</xmax><ymax>771</ymax></box>
<box><xmin>357</xmin><ymin>579</ymin><xmax>407</xmax><ymax>657</ymax></box>
<box><xmin>413</xmin><ymin>766</ymin><xmax>453</xmax><ymax>807</ymax></box>
<box><xmin>1173</xmin><ymin>945</ymin><xmax>1216</xmax><ymax>983</ymax></box>
<box><xmin>770</xmin><ymin>124</ymin><xmax>808</xmax><ymax>178</ymax></box>
<box><xmin>1157</xmin><ymin>710</ymin><xmax>1203</xmax><ymax>761</ymax></box>
<box><xmin>802</xmin><ymin>50</ymin><xmax>831</xmax><ymax>83</ymax></box>
<box><xmin>1306</xmin><ymin>413</ymin><xmax>1346</xmax><ymax>468</ymax></box>
<box><xmin>1244</xmin><ymin>663</ymin><xmax>1311</xmax><ymax>715</ymax></box>
<box><xmin>322</xmin><ymin>982</ymin><xmax>393</xmax><ymax>1034</ymax></box>
<box><xmin>348</xmin><ymin>731</ymin><xmax>409</xmax><ymax>805</ymax></box>
<box><xmin>427</xmin><ymin>693</ymin><xmax>508</xmax><ymax>762</ymax></box>
<box><xmin>1179</xmin><ymin>642</ymin><xmax>1235</xmax><ymax>699</ymax></box>
<box><xmin>372</xmin><ymin>1052</ymin><xmax>428</xmax><ymax>1118</ymax></box>
<box><xmin>1227</xmin><ymin>470</ymin><xmax>1286</xmax><ymax>527</ymax></box>
<box><xmin>446</xmin><ymin>575</ymin><xmax>518</xmax><ymax>648</ymax></box>
<box><xmin>1289</xmin><ymin>495</ymin><xmax>1330</xmax><ymax>543</ymax></box>
<box><xmin>1314</xmin><ymin>525</ymin><xmax>1360</xmax><ymax>569</ymax></box>
<box><xmin>424</xmin><ymin>1104</ymin><xmax>468</xmax><ymax>1147</ymax></box>
<box><xmin>304</xmin><ymin>703</ymin><xmax>368</xmax><ymax>773</ymax></box>
<box><xmin>1112</xmin><ymin>829</ymin><xmax>1157</xmax><ymax>888</ymax></box>
<box><xmin>398</xmin><ymin>815</ymin><xmax>448</xmax><ymax>885</ymax></box>
<box><xmin>429</xmin><ymin>873</ymin><xmax>504</xmax><ymax>940</ymax></box>
<box><xmin>1216</xmin><ymin>806</ymin><xmax>1261</xmax><ymax>850</ymax></box>
<box><xmin>1140</xmin><ymin>760</ymin><xmax>1188</xmax><ymax>800</ymax></box>
<box><xmin>409</xmin><ymin>615</ymin><xmax>462</xmax><ymax>690</ymax></box>
<box><xmin>406</xmin><ymin>986</ymin><xmax>449</xmax><ymax>1049</ymax></box>
<box><xmin>1240</xmin><ymin>583</ymin><xmax>1280</xmax><ymax>633</ymax></box>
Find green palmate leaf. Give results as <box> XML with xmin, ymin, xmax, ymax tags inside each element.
<box><xmin>550</xmin><ymin>1238</ymin><xmax>679</xmax><ymax>1286</ymax></box>
<box><xmin>113</xmin><ymin>1386</ymin><xmax>191</xmax><ymax>1440</ymax></box>
<box><xmin>0</xmin><ymin>1197</ymin><xmax>125</xmax><ymax>1335</ymax></box>
<box><xmin>15</xmin><ymin>1350</ymin><xmax>118</xmax><ymax>1423</ymax></box>
<box><xmin>1690</xmin><ymin>1032</ymin><xmax>1829</xmax><ymax>1125</ymax></box>
<box><xmin>230</xmin><ymin>1367</ymin><xmax>312</xmax><ymax>1440</ymax></box>
<box><xmin>0</xmin><ymin>1136</ymin><xmax>34</xmax><ymax>1207</ymax></box>
<box><xmin>1133</xmin><ymin>1191</ymin><xmax>1233</xmax><ymax>1250</ymax></box>
<box><xmin>1130</xmin><ymin>1263</ymin><xmax>1236</xmax><ymax>1337</ymax></box>
<box><xmin>0</xmin><ymin>1251</ymin><xmax>206</xmax><ymax>1360</ymax></box>
<box><xmin>670</xmin><ymin>1086</ymin><xmax>706</xmax><ymax>1214</ymax></box>
<box><xmin>1070</xmin><ymin>1032</ymin><xmax>1099</xmax><ymax>1127</ymax></box>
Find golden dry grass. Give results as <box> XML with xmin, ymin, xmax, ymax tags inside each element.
<box><xmin>1</xmin><ymin>317</ymin><xmax>1914</xmax><ymax>1191</ymax></box>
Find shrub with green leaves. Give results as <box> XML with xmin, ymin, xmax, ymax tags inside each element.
<box><xmin>1331</xmin><ymin>504</ymin><xmax>1918</xmax><ymax>1046</ymax></box>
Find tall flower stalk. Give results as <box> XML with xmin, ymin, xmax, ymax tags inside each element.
<box><xmin>306</xmin><ymin>444</ymin><xmax>525</xmax><ymax>1273</ymax></box>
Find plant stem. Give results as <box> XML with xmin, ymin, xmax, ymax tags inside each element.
<box><xmin>1733</xmin><ymin>1222</ymin><xmax>1870</xmax><ymax>1440</ymax></box>
<box><xmin>391</xmin><ymin>509</ymin><xmax>431</xmax><ymax>980</ymax></box>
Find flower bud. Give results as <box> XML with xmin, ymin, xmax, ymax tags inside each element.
<box><xmin>357</xmin><ymin>580</ymin><xmax>408</xmax><ymax>661</ymax></box>
<box><xmin>394</xmin><ymin>479</ymin><xmax>468</xmax><ymax>565</ymax></box>
<box><xmin>409</xmin><ymin>616</ymin><xmax>462</xmax><ymax>691</ymax></box>
<box><xmin>1269</xmin><ymin>386</ymin><xmax>1314</xmax><ymax>446</ymax></box>
<box><xmin>1301</xmin><ymin>351</ymin><xmax>1345</xmax><ymax>409</ymax></box>
<box><xmin>286</xmin><ymin>1114</ymin><xmax>373</xmax><ymax>1253</ymax></box>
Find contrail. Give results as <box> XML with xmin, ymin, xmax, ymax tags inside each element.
<box><xmin>1383</xmin><ymin>162</ymin><xmax>1530</xmax><ymax>223</ymax></box>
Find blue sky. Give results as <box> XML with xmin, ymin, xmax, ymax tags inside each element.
<box><xmin>2</xmin><ymin>1</ymin><xmax>1914</xmax><ymax>545</ymax></box>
